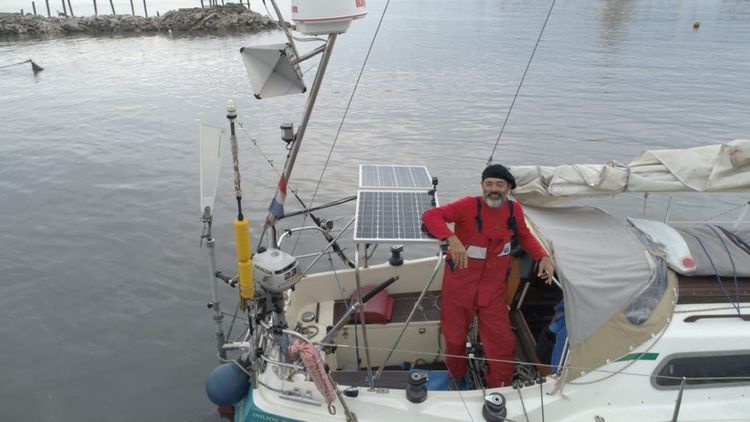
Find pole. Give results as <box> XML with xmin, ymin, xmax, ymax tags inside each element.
<box><xmin>45</xmin><ymin>0</ymin><xmax>50</xmax><ymax>16</ymax></box>
<box><xmin>227</xmin><ymin>100</ymin><xmax>255</xmax><ymax>306</ymax></box>
<box><xmin>32</xmin><ymin>2</ymin><xmax>37</xmax><ymax>15</ymax></box>
<box><xmin>67</xmin><ymin>0</ymin><xmax>73</xmax><ymax>16</ymax></box>
<box><xmin>129</xmin><ymin>0</ymin><xmax>134</xmax><ymax>15</ymax></box>
<box><xmin>670</xmin><ymin>378</ymin><xmax>687</xmax><ymax>422</ymax></box>
<box><xmin>204</xmin><ymin>217</ymin><xmax>227</xmax><ymax>360</ymax></box>
<box><xmin>374</xmin><ymin>254</ymin><xmax>443</xmax><ymax>380</ymax></box>
<box><xmin>93</xmin><ymin>0</ymin><xmax>97</xmax><ymax>15</ymax></box>
<box><xmin>109</xmin><ymin>0</ymin><xmax>115</xmax><ymax>14</ymax></box>
<box><xmin>142</xmin><ymin>0</ymin><xmax>148</xmax><ymax>17</ymax></box>
<box><xmin>61</xmin><ymin>0</ymin><xmax>66</xmax><ymax>16</ymax></box>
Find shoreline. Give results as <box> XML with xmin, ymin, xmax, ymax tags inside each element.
<box><xmin>0</xmin><ymin>6</ymin><xmax>276</xmax><ymax>37</ymax></box>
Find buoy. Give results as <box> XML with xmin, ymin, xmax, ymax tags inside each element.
<box><xmin>692</xmin><ymin>20</ymin><xmax>700</xmax><ymax>29</ymax></box>
<box><xmin>205</xmin><ymin>363</ymin><xmax>249</xmax><ymax>406</ymax></box>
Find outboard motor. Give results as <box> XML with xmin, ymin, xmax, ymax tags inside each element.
<box><xmin>253</xmin><ymin>248</ymin><xmax>302</xmax><ymax>293</ymax></box>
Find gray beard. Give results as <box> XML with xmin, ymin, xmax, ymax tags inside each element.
<box><xmin>483</xmin><ymin>194</ymin><xmax>506</xmax><ymax>208</ymax></box>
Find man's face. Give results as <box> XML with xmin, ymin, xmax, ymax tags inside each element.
<box><xmin>481</xmin><ymin>177</ymin><xmax>510</xmax><ymax>208</ymax></box>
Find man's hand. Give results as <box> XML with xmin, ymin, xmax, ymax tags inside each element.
<box><xmin>537</xmin><ymin>256</ymin><xmax>556</xmax><ymax>285</ymax></box>
<box><xmin>446</xmin><ymin>235</ymin><xmax>468</xmax><ymax>269</ymax></box>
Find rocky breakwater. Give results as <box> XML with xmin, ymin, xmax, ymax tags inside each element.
<box><xmin>0</xmin><ymin>7</ymin><xmax>276</xmax><ymax>36</ymax></box>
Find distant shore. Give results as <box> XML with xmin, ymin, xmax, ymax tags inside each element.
<box><xmin>0</xmin><ymin>6</ymin><xmax>276</xmax><ymax>36</ymax></box>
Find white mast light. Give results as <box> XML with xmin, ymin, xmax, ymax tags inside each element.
<box><xmin>292</xmin><ymin>0</ymin><xmax>367</xmax><ymax>36</ymax></box>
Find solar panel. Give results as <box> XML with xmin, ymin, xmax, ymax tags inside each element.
<box><xmin>359</xmin><ymin>165</ymin><xmax>433</xmax><ymax>189</ymax></box>
<box><xmin>354</xmin><ymin>190</ymin><xmax>439</xmax><ymax>243</ymax></box>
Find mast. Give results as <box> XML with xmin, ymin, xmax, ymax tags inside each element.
<box><xmin>262</xmin><ymin>33</ymin><xmax>338</xmax><ymax>240</ymax></box>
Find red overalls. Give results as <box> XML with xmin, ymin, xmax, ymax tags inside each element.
<box><xmin>422</xmin><ymin>196</ymin><xmax>547</xmax><ymax>388</ymax></box>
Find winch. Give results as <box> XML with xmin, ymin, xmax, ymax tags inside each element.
<box><xmin>253</xmin><ymin>249</ymin><xmax>302</xmax><ymax>293</ymax></box>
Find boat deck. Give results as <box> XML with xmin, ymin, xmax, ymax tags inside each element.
<box><xmin>677</xmin><ymin>275</ymin><xmax>750</xmax><ymax>304</ymax></box>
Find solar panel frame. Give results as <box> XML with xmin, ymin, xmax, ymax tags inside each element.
<box><xmin>353</xmin><ymin>189</ymin><xmax>439</xmax><ymax>243</ymax></box>
<box><xmin>359</xmin><ymin>165</ymin><xmax>433</xmax><ymax>190</ymax></box>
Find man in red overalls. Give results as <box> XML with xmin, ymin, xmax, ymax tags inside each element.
<box><xmin>422</xmin><ymin>164</ymin><xmax>555</xmax><ymax>388</ymax></box>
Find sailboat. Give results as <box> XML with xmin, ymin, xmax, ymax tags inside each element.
<box><xmin>198</xmin><ymin>1</ymin><xmax>750</xmax><ymax>421</ymax></box>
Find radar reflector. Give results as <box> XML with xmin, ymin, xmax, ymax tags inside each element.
<box><xmin>240</xmin><ymin>44</ymin><xmax>307</xmax><ymax>99</ymax></box>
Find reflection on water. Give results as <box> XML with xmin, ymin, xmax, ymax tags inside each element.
<box><xmin>0</xmin><ymin>0</ymin><xmax>749</xmax><ymax>421</ymax></box>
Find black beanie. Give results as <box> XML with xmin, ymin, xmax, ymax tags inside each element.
<box><xmin>481</xmin><ymin>164</ymin><xmax>516</xmax><ymax>189</ymax></box>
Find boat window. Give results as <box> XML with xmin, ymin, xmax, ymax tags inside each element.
<box><xmin>623</xmin><ymin>259</ymin><xmax>667</xmax><ymax>325</ymax></box>
<box><xmin>653</xmin><ymin>352</ymin><xmax>750</xmax><ymax>389</ymax></box>
<box><xmin>623</xmin><ymin>231</ymin><xmax>668</xmax><ymax>325</ymax></box>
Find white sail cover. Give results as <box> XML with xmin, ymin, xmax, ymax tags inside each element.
<box><xmin>525</xmin><ymin>206</ymin><xmax>656</xmax><ymax>346</ymax></box>
<box><xmin>511</xmin><ymin>139</ymin><xmax>750</xmax><ymax>207</ymax></box>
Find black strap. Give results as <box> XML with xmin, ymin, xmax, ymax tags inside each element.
<box><xmin>475</xmin><ymin>197</ymin><xmax>483</xmax><ymax>234</ymax></box>
<box><xmin>475</xmin><ymin>197</ymin><xmax>518</xmax><ymax>238</ymax></box>
<box><xmin>507</xmin><ymin>199</ymin><xmax>518</xmax><ymax>238</ymax></box>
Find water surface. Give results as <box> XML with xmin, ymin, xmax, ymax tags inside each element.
<box><xmin>1</xmin><ymin>0</ymin><xmax>749</xmax><ymax>421</ymax></box>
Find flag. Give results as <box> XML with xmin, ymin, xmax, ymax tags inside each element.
<box><xmin>266</xmin><ymin>175</ymin><xmax>287</xmax><ymax>224</ymax></box>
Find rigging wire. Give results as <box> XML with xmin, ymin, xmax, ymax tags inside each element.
<box><xmin>705</xmin><ymin>224</ymin><xmax>742</xmax><ymax>315</ymax></box>
<box><xmin>685</xmin><ymin>231</ymin><xmax>742</xmax><ymax>316</ymax></box>
<box><xmin>292</xmin><ymin>0</ymin><xmax>395</xmax><ymax>255</ymax></box>
<box><xmin>0</xmin><ymin>59</ymin><xmax>30</xmax><ymax>69</ymax></box>
<box><xmin>239</xmin><ymin>122</ymin><xmax>355</xmax><ymax>266</ymax></box>
<box><xmin>313</xmin><ymin>341</ymin><xmax>750</xmax><ymax>385</ymax></box>
<box><xmin>704</xmin><ymin>202</ymin><xmax>749</xmax><ymax>222</ymax></box>
<box><xmin>515</xmin><ymin>382</ymin><xmax>530</xmax><ymax>422</ymax></box>
<box><xmin>261</xmin><ymin>0</ymin><xmax>326</xmax><ymax>44</ymax></box>
<box><xmin>486</xmin><ymin>0</ymin><xmax>558</xmax><ymax>167</ymax></box>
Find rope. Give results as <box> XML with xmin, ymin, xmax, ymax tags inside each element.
<box><xmin>313</xmin><ymin>340</ymin><xmax>750</xmax><ymax>385</ymax></box>
<box><xmin>704</xmin><ymin>202</ymin><xmax>748</xmax><ymax>222</ymax></box>
<box><xmin>327</xmin><ymin>253</ymin><xmax>361</xmax><ymax>366</ymax></box>
<box><xmin>567</xmin><ymin>302</ymin><xmax>674</xmax><ymax>385</ymax></box>
<box><xmin>239</xmin><ymin>123</ymin><xmax>283</xmax><ymax>177</ymax></box>
<box><xmin>705</xmin><ymin>224</ymin><xmax>742</xmax><ymax>315</ymax></box>
<box><xmin>486</xmin><ymin>0</ymin><xmax>558</xmax><ymax>166</ymax></box>
<box><xmin>0</xmin><ymin>59</ymin><xmax>30</xmax><ymax>69</ymax></box>
<box><xmin>685</xmin><ymin>231</ymin><xmax>742</xmax><ymax>315</ymax></box>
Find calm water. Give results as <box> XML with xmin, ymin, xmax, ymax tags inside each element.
<box><xmin>1</xmin><ymin>0</ymin><xmax>749</xmax><ymax>421</ymax></box>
